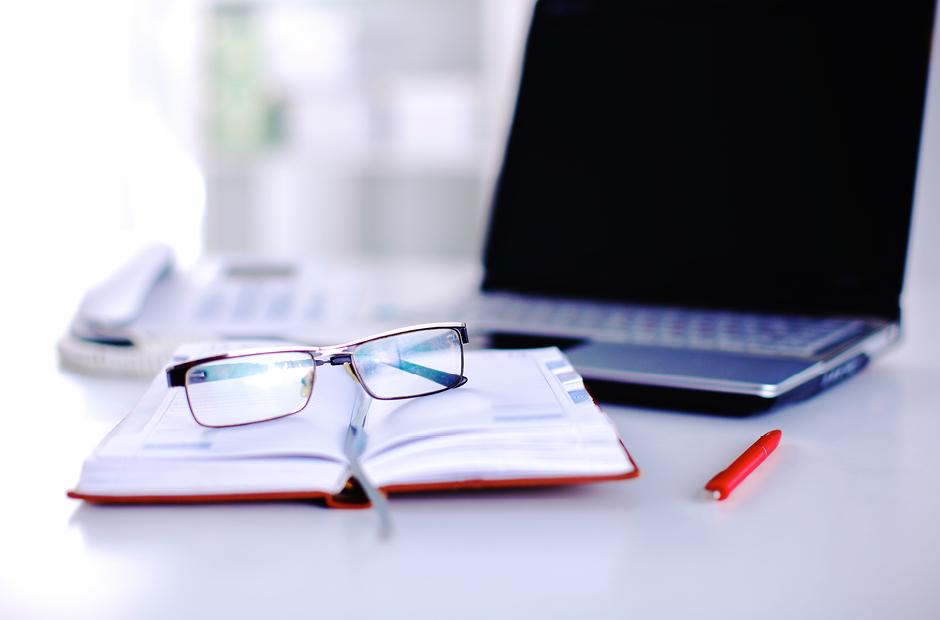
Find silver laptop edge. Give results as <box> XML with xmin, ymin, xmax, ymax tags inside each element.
<box><xmin>569</xmin><ymin>323</ymin><xmax>899</xmax><ymax>398</ymax></box>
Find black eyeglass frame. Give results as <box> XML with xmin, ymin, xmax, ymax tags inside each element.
<box><xmin>165</xmin><ymin>322</ymin><xmax>469</xmax><ymax>428</ymax></box>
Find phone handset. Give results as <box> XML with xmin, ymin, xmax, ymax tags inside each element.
<box><xmin>78</xmin><ymin>243</ymin><xmax>175</xmax><ymax>330</ymax></box>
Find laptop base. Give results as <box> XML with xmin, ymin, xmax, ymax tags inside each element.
<box><xmin>484</xmin><ymin>332</ymin><xmax>871</xmax><ymax>416</ymax></box>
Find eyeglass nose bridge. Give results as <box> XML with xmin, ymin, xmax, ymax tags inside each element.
<box><xmin>295</xmin><ymin>348</ymin><xmax>358</xmax><ymax>400</ymax></box>
<box><xmin>311</xmin><ymin>346</ymin><xmax>355</xmax><ymax>367</ymax></box>
<box><xmin>314</xmin><ymin>349</ymin><xmax>364</xmax><ymax>389</ymax></box>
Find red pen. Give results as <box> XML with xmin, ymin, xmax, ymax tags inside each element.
<box><xmin>705</xmin><ymin>429</ymin><xmax>782</xmax><ymax>500</ymax></box>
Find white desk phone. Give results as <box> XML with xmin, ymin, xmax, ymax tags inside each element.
<box><xmin>61</xmin><ymin>244</ymin><xmax>464</xmax><ymax>377</ymax></box>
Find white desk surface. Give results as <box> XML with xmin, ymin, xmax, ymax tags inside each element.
<box><xmin>0</xmin><ymin>185</ymin><xmax>937</xmax><ymax>618</ymax></box>
<box><xmin>0</xmin><ymin>244</ymin><xmax>936</xmax><ymax>620</ymax></box>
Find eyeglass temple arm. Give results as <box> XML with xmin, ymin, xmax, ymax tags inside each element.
<box><xmin>172</xmin><ymin>358</ymin><xmax>315</xmax><ymax>386</ymax></box>
<box><xmin>343</xmin><ymin>388</ymin><xmax>392</xmax><ymax>538</ymax></box>
<box><xmin>329</xmin><ymin>354</ymin><xmax>464</xmax><ymax>389</ymax></box>
<box><xmin>166</xmin><ymin>355</ymin><xmax>463</xmax><ymax>391</ymax></box>
<box><xmin>383</xmin><ymin>359</ymin><xmax>466</xmax><ymax>388</ymax></box>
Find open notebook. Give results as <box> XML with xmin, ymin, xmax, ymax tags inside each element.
<box><xmin>69</xmin><ymin>347</ymin><xmax>638</xmax><ymax>507</ymax></box>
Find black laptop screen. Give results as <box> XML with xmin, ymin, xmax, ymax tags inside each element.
<box><xmin>482</xmin><ymin>0</ymin><xmax>935</xmax><ymax>320</ymax></box>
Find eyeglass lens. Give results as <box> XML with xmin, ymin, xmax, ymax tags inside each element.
<box><xmin>181</xmin><ymin>328</ymin><xmax>464</xmax><ymax>427</ymax></box>
<box><xmin>184</xmin><ymin>352</ymin><xmax>316</xmax><ymax>427</ymax></box>
<box><xmin>352</xmin><ymin>328</ymin><xmax>464</xmax><ymax>399</ymax></box>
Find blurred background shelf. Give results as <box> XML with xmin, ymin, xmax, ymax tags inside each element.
<box><xmin>196</xmin><ymin>0</ymin><xmax>534</xmax><ymax>259</ymax></box>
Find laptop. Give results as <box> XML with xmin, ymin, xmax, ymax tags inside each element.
<box><xmin>467</xmin><ymin>0</ymin><xmax>936</xmax><ymax>414</ymax></box>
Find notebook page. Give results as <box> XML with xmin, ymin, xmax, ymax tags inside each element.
<box><xmin>95</xmin><ymin>367</ymin><xmax>358</xmax><ymax>462</ymax></box>
<box><xmin>361</xmin><ymin>348</ymin><xmax>633</xmax><ymax>487</ymax></box>
<box><xmin>72</xmin><ymin>345</ymin><xmax>363</xmax><ymax>497</ymax></box>
<box><xmin>75</xmin><ymin>456</ymin><xmax>350</xmax><ymax>497</ymax></box>
<box><xmin>363</xmin><ymin>350</ymin><xmax>579</xmax><ymax>451</ymax></box>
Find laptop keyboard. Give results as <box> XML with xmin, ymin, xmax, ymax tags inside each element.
<box><xmin>468</xmin><ymin>294</ymin><xmax>869</xmax><ymax>358</ymax></box>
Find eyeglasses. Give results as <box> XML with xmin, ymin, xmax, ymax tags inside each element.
<box><xmin>165</xmin><ymin>322</ymin><xmax>470</xmax><ymax>428</ymax></box>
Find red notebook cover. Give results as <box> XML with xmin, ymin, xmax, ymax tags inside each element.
<box><xmin>67</xmin><ymin>443</ymin><xmax>639</xmax><ymax>509</ymax></box>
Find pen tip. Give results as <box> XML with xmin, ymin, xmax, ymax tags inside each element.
<box><xmin>712</xmin><ymin>490</ymin><xmax>722</xmax><ymax>500</ymax></box>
